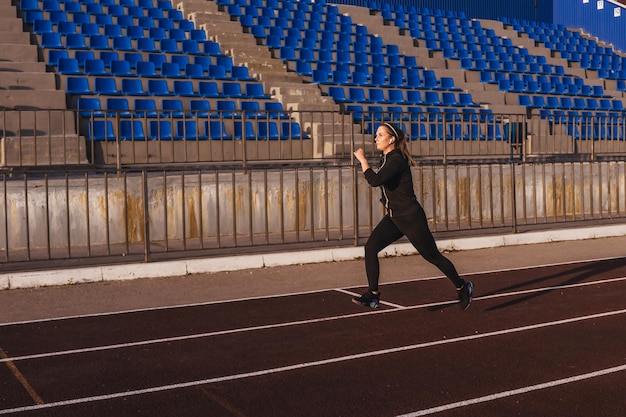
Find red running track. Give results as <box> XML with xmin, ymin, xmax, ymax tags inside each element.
<box><xmin>1</xmin><ymin>257</ymin><xmax>626</xmax><ymax>416</ymax></box>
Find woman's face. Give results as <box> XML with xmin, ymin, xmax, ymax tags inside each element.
<box><xmin>374</xmin><ymin>125</ymin><xmax>396</xmax><ymax>154</ymax></box>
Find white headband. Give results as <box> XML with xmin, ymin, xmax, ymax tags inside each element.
<box><xmin>383</xmin><ymin>122</ymin><xmax>399</xmax><ymax>140</ymax></box>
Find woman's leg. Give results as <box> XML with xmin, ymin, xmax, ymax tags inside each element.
<box><xmin>364</xmin><ymin>215</ymin><xmax>404</xmax><ymax>292</ymax></box>
<box><xmin>394</xmin><ymin>208</ymin><xmax>465</xmax><ymax>289</ymax></box>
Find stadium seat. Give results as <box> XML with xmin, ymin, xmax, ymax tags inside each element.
<box><xmin>106</xmin><ymin>98</ymin><xmax>132</xmax><ymax>117</ymax></box>
<box><xmin>88</xmin><ymin>120</ymin><xmax>116</xmax><ymax>141</ymax></box>
<box><xmin>206</xmin><ymin>120</ymin><xmax>232</xmax><ymax>140</ymax></box>
<box><xmin>148</xmin><ymin>79</ymin><xmax>174</xmax><ymax>96</ymax></box>
<box><xmin>119</xmin><ymin>120</ymin><xmax>146</xmax><ymax>141</ymax></box>
<box><xmin>149</xmin><ymin>120</ymin><xmax>178</xmax><ymax>140</ymax></box>
<box><xmin>67</xmin><ymin>77</ymin><xmax>93</xmax><ymax>95</ymax></box>
<box><xmin>133</xmin><ymin>99</ymin><xmax>159</xmax><ymax>118</ymax></box>
<box><xmin>77</xmin><ymin>97</ymin><xmax>105</xmax><ymax>118</ymax></box>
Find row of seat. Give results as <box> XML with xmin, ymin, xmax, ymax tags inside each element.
<box><xmin>231</xmin><ymin>0</ymin><xmax>466</xmax><ymax>96</ymax></box>
<box><xmin>21</xmin><ymin>0</ymin><xmax>174</xmax><ymax>11</ymax></box>
<box><xmin>56</xmin><ymin>57</ymin><xmax>253</xmax><ymax>80</ymax></box>
<box><xmin>23</xmin><ymin>0</ymin><xmax>186</xmax><ymax>22</ymax></box>
<box><xmin>503</xmin><ymin>17</ymin><xmax>626</xmax><ymax>80</ymax></box>
<box><xmin>33</xmin><ymin>20</ymin><xmax>204</xmax><ymax>41</ymax></box>
<box><xmin>327</xmin><ymin>86</ymin><xmax>478</xmax><ymax>107</ymax></box>
<box><xmin>66</xmin><ymin>77</ymin><xmax>270</xmax><ymax>98</ymax></box>
<box><xmin>519</xmin><ymin>95</ymin><xmax>625</xmax><ymax>113</ymax></box>
<box><xmin>39</xmin><ymin>32</ymin><xmax>220</xmax><ymax>55</ymax></box>
<box><xmin>378</xmin><ymin>4</ymin><xmax>611</xmax><ymax>112</ymax></box>
<box><xmin>88</xmin><ymin>119</ymin><xmax>307</xmax><ymax>141</ymax></box>
<box><xmin>77</xmin><ymin>97</ymin><xmax>291</xmax><ymax>119</ymax></box>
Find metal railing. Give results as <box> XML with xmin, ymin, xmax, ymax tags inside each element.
<box><xmin>2</xmin><ymin>108</ymin><xmax>626</xmax><ymax>271</ymax></box>
<box><xmin>5</xmin><ymin>108</ymin><xmax>626</xmax><ymax>168</ymax></box>
<box><xmin>2</xmin><ymin>158</ymin><xmax>625</xmax><ymax>271</ymax></box>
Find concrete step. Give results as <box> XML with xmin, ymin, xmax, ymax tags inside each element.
<box><xmin>0</xmin><ymin>110</ymin><xmax>77</xmax><ymax>136</ymax></box>
<box><xmin>0</xmin><ymin>61</ymin><xmax>48</xmax><ymax>72</ymax></box>
<box><xmin>0</xmin><ymin>17</ymin><xmax>25</xmax><ymax>32</ymax></box>
<box><xmin>0</xmin><ymin>72</ymin><xmax>57</xmax><ymax>90</ymax></box>
<box><xmin>0</xmin><ymin>32</ymin><xmax>31</xmax><ymax>44</ymax></box>
<box><xmin>0</xmin><ymin>44</ymin><xmax>39</xmax><ymax>62</ymax></box>
<box><xmin>1</xmin><ymin>134</ymin><xmax>88</xmax><ymax>166</ymax></box>
<box><xmin>0</xmin><ymin>90</ymin><xmax>68</xmax><ymax>110</ymax></box>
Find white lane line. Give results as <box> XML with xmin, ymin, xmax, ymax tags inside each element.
<box><xmin>395</xmin><ymin>364</ymin><xmax>626</xmax><ymax>417</ymax></box>
<box><xmin>1</xmin><ymin>308</ymin><xmax>626</xmax><ymax>415</ymax></box>
<box><xmin>2</xmin><ymin>276</ymin><xmax>626</xmax><ymax>364</ymax></box>
<box><xmin>2</xmin><ymin>255</ymin><xmax>624</xmax><ymax>328</ymax></box>
<box><xmin>334</xmin><ymin>288</ymin><xmax>408</xmax><ymax>309</ymax></box>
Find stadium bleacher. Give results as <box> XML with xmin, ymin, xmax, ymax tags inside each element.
<box><xmin>6</xmin><ymin>0</ymin><xmax>626</xmax><ymax>164</ymax></box>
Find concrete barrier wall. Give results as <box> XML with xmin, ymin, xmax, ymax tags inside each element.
<box><xmin>1</xmin><ymin>160</ymin><xmax>624</xmax><ymax>257</ymax></box>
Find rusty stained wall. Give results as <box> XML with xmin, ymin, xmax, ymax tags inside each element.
<box><xmin>1</xmin><ymin>161</ymin><xmax>625</xmax><ymax>252</ymax></box>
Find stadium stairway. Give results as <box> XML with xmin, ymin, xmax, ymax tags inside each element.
<box><xmin>335</xmin><ymin>4</ymin><xmax>525</xmax><ymax>116</ymax></box>
<box><xmin>0</xmin><ymin>0</ymin><xmax>86</xmax><ymax>166</ymax></box>
<box><xmin>176</xmin><ymin>0</ymin><xmax>350</xmax><ymax>158</ymax></box>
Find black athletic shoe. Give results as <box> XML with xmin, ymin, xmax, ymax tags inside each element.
<box><xmin>457</xmin><ymin>281</ymin><xmax>474</xmax><ymax>310</ymax></box>
<box><xmin>352</xmin><ymin>290</ymin><xmax>381</xmax><ymax>309</ymax></box>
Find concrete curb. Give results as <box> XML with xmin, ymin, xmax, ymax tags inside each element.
<box><xmin>3</xmin><ymin>224</ymin><xmax>626</xmax><ymax>290</ymax></box>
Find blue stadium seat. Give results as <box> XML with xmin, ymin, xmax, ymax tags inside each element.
<box><xmin>189</xmin><ymin>100</ymin><xmax>212</xmax><ymax>118</ymax></box>
<box><xmin>111</xmin><ymin>60</ymin><xmax>134</xmax><ymax>77</ymax></box>
<box><xmin>77</xmin><ymin>97</ymin><xmax>104</xmax><ymax>118</ymax></box>
<box><xmin>234</xmin><ymin>121</ymin><xmax>256</xmax><ymax>140</ymax></box>
<box><xmin>216</xmin><ymin>100</ymin><xmax>239</xmax><ymax>118</ymax></box>
<box><xmin>198</xmin><ymin>81</ymin><xmax>220</xmax><ymax>98</ymax></box>
<box><xmin>222</xmin><ymin>82</ymin><xmax>244</xmax><ymax>98</ymax></box>
<box><xmin>148</xmin><ymin>79</ymin><xmax>173</xmax><ymax>96</ymax></box>
<box><xmin>88</xmin><ymin>120</ymin><xmax>116</xmax><ymax>141</ymax></box>
<box><xmin>257</xmin><ymin>121</ymin><xmax>280</xmax><ymax>140</ymax></box>
<box><xmin>173</xmin><ymin>80</ymin><xmax>196</xmax><ymax>97</ymax></box>
<box><xmin>176</xmin><ymin>120</ymin><xmax>207</xmax><ymax>140</ymax></box>
<box><xmin>84</xmin><ymin>59</ymin><xmax>108</xmax><ymax>76</ymax></box>
<box><xmin>148</xmin><ymin>120</ymin><xmax>175</xmax><ymax>140</ymax></box>
<box><xmin>206</xmin><ymin>120</ymin><xmax>232</xmax><ymax>140</ymax></box>
<box><xmin>119</xmin><ymin>120</ymin><xmax>146</xmax><ymax>140</ymax></box>
<box><xmin>67</xmin><ymin>77</ymin><xmax>93</xmax><ymax>95</ymax></box>
<box><xmin>133</xmin><ymin>99</ymin><xmax>159</xmax><ymax>118</ymax></box>
<box><xmin>121</xmin><ymin>79</ymin><xmax>147</xmax><ymax>96</ymax></box>
<box><xmin>58</xmin><ymin>58</ymin><xmax>82</xmax><ymax>75</ymax></box>
<box><xmin>106</xmin><ymin>97</ymin><xmax>132</xmax><ymax>117</ymax></box>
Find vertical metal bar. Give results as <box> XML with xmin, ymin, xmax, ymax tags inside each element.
<box><xmin>279</xmin><ymin>168</ymin><xmax>285</xmax><ymax>243</ymax></box>
<box><xmin>324</xmin><ymin>167</ymin><xmax>330</xmax><ymax>241</ymax></box>
<box><xmin>215</xmin><ymin>169</ymin><xmax>221</xmax><ymax>248</ymax></box>
<box><xmin>2</xmin><ymin>172</ymin><xmax>8</xmax><ymax>262</ymax></box>
<box><xmin>599</xmin><ymin>162</ymin><xmax>605</xmax><ymax>219</ymax></box>
<box><xmin>231</xmin><ymin>168</ymin><xmax>237</xmax><ymax>247</ymax></box>
<box><xmin>498</xmin><ymin>164</ymin><xmax>505</xmax><ymax>228</ymax></box>
<box><xmin>104</xmin><ymin>171</ymin><xmax>111</xmax><ymax>255</ymax></box>
<box><xmin>85</xmin><ymin>171</ymin><xmax>91</xmax><ymax>257</ymax></box>
<box><xmin>309</xmin><ymin>167</ymin><xmax>314</xmax><ymax>241</ymax></box>
<box><xmin>45</xmin><ymin>173</ymin><xmax>51</xmax><ymax>260</ymax></box>
<box><xmin>142</xmin><ymin>169</ymin><xmax>151</xmax><ymax>262</ymax></box>
<box><xmin>23</xmin><ymin>173</ymin><xmax>30</xmax><ymax>260</ymax></box>
<box><xmin>247</xmin><ymin>168</ymin><xmax>253</xmax><ymax>245</ymax></box>
<box><xmin>295</xmin><ymin>167</ymin><xmax>300</xmax><ymax>242</ymax></box>
<box><xmin>510</xmin><ymin>161</ymin><xmax>518</xmax><ymax>233</ymax></box>
<box><xmin>198</xmin><ymin>168</ymin><xmax>204</xmax><ymax>249</ymax></box>
<box><xmin>181</xmin><ymin>170</ymin><xmax>187</xmax><ymax>251</ymax></box>
<box><xmin>123</xmin><ymin>171</ymin><xmax>130</xmax><ymax>255</ymax></box>
<box><xmin>163</xmin><ymin>170</ymin><xmax>169</xmax><ymax>252</ymax></box>
<box><xmin>65</xmin><ymin>171</ymin><xmax>71</xmax><ymax>258</ymax></box>
<box><xmin>263</xmin><ymin>168</ymin><xmax>269</xmax><ymax>245</ymax></box>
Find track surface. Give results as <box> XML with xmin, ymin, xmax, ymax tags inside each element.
<box><xmin>1</xmin><ymin>252</ymin><xmax>626</xmax><ymax>416</ymax></box>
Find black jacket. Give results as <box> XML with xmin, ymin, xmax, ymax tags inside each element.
<box><xmin>363</xmin><ymin>149</ymin><xmax>420</xmax><ymax>217</ymax></box>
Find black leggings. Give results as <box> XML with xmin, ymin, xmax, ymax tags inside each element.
<box><xmin>364</xmin><ymin>207</ymin><xmax>464</xmax><ymax>292</ymax></box>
